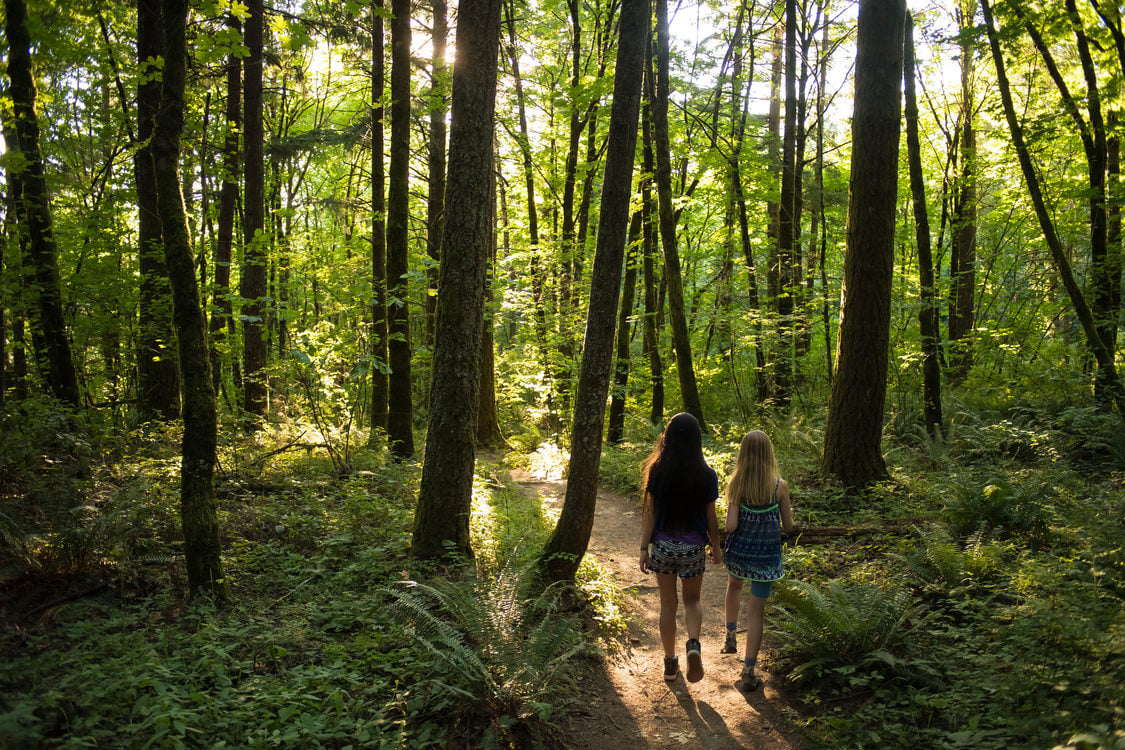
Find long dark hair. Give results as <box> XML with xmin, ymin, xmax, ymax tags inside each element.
<box><xmin>642</xmin><ymin>413</ymin><xmax>712</xmax><ymax>535</ymax></box>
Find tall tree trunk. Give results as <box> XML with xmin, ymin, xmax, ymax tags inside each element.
<box><xmin>1064</xmin><ymin>0</ymin><xmax>1113</xmax><ymax>362</ymax></box>
<box><xmin>241</xmin><ymin>0</ymin><xmax>268</xmax><ymax>418</ymax></box>
<box><xmin>554</xmin><ymin>0</ymin><xmax>585</xmax><ymax>407</ymax></box>
<box><xmin>607</xmin><ymin>210</ymin><xmax>642</xmax><ymax>444</ymax></box>
<box><xmin>423</xmin><ymin>0</ymin><xmax>447</xmax><ymax>347</ymax></box>
<box><xmin>1</xmin><ymin>127</ymin><xmax>27</xmax><ymax>403</ymax></box>
<box><xmin>904</xmin><ymin>12</ymin><xmax>943</xmax><ymax>439</ymax></box>
<box><xmin>815</xmin><ymin>4</ymin><xmax>833</xmax><ymax>383</ymax></box>
<box><xmin>641</xmin><ymin>88</ymin><xmax>664</xmax><ymax>424</ymax></box>
<box><xmin>370</xmin><ymin>0</ymin><xmax>389</xmax><ymax>438</ymax></box>
<box><xmin>210</xmin><ymin>11</ymin><xmax>241</xmax><ymax>401</ymax></box>
<box><xmin>412</xmin><ymin>0</ymin><xmax>502</xmax><ymax>560</ymax></box>
<box><xmin>153</xmin><ymin>0</ymin><xmax>225</xmax><ymax>597</ymax></box>
<box><xmin>541</xmin><ymin>0</ymin><xmax>650</xmax><ymax>583</ymax></box>
<box><xmin>387</xmin><ymin>0</ymin><xmax>415</xmax><ymax>457</ymax></box>
<box><xmin>1108</xmin><ymin>109</ymin><xmax>1122</xmax><ymax>346</ymax></box>
<box><xmin>136</xmin><ymin>0</ymin><xmax>180</xmax><ymax>421</ymax></box>
<box><xmin>477</xmin><ymin>141</ymin><xmax>503</xmax><ymax>448</ymax></box>
<box><xmin>652</xmin><ymin>0</ymin><xmax>704</xmax><ymax>429</ymax></box>
<box><xmin>820</xmin><ymin>0</ymin><xmax>905</xmax><ymax>488</ymax></box>
<box><xmin>981</xmin><ymin>0</ymin><xmax>1125</xmax><ymax>414</ymax></box>
<box><xmin>766</xmin><ymin>21</ymin><xmax>783</xmax><ymax>305</ymax></box>
<box><xmin>947</xmin><ymin>0</ymin><xmax>976</xmax><ymax>382</ymax></box>
<box><xmin>4</xmin><ymin>0</ymin><xmax>80</xmax><ymax>407</ymax></box>
<box><xmin>774</xmin><ymin>0</ymin><xmax>799</xmax><ymax>407</ymax></box>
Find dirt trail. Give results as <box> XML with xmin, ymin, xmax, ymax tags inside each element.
<box><xmin>509</xmin><ymin>468</ymin><xmax>806</xmax><ymax>749</ymax></box>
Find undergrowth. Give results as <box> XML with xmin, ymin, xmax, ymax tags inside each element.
<box><xmin>0</xmin><ymin>425</ymin><xmax>611</xmax><ymax>749</ymax></box>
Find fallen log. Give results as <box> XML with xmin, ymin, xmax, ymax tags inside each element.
<box><xmin>785</xmin><ymin>516</ymin><xmax>936</xmax><ymax>545</ymax></box>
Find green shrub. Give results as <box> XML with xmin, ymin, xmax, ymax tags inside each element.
<box><xmin>941</xmin><ymin>476</ymin><xmax>1051</xmax><ymax>541</ymax></box>
<box><xmin>772</xmin><ymin>578</ymin><xmax>916</xmax><ymax>681</ymax></box>
<box><xmin>384</xmin><ymin>559</ymin><xmax>589</xmax><ymax>746</ymax></box>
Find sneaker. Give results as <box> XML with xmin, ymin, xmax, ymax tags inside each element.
<box><xmin>685</xmin><ymin>638</ymin><xmax>704</xmax><ymax>683</ymax></box>
<box><xmin>663</xmin><ymin>655</ymin><xmax>679</xmax><ymax>682</ymax></box>
<box><xmin>741</xmin><ymin>666</ymin><xmax>762</xmax><ymax>691</ymax></box>
<box><xmin>721</xmin><ymin>630</ymin><xmax>738</xmax><ymax>654</ymax></box>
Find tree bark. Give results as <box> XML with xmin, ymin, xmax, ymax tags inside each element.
<box><xmin>981</xmin><ymin>0</ymin><xmax>1125</xmax><ymax>414</ymax></box>
<box><xmin>241</xmin><ymin>0</ymin><xmax>268</xmax><ymax>418</ymax></box>
<box><xmin>641</xmin><ymin>91</ymin><xmax>664</xmax><ymax>425</ymax></box>
<box><xmin>947</xmin><ymin>0</ymin><xmax>976</xmax><ymax>382</ymax></box>
<box><xmin>370</xmin><ymin>0</ymin><xmax>389</xmax><ymax>438</ymax></box>
<box><xmin>413</xmin><ymin>0</ymin><xmax>502</xmax><ymax>560</ymax></box>
<box><xmin>541</xmin><ymin>0</ymin><xmax>650</xmax><ymax>583</ymax></box>
<box><xmin>820</xmin><ymin>0</ymin><xmax>905</xmax><ymax>488</ymax></box>
<box><xmin>477</xmin><ymin>142</ymin><xmax>504</xmax><ymax>448</ymax></box>
<box><xmin>652</xmin><ymin>0</ymin><xmax>705</xmax><ymax>429</ymax></box>
<box><xmin>153</xmin><ymin>0</ymin><xmax>225</xmax><ymax>597</ymax></box>
<box><xmin>774</xmin><ymin>0</ymin><xmax>799</xmax><ymax>407</ymax></box>
<box><xmin>423</xmin><ymin>0</ymin><xmax>448</xmax><ymax>347</ymax></box>
<box><xmin>607</xmin><ymin>210</ymin><xmax>642</xmax><ymax>444</ymax></box>
<box><xmin>136</xmin><ymin>0</ymin><xmax>180</xmax><ymax>421</ymax></box>
<box><xmin>387</xmin><ymin>0</ymin><xmax>415</xmax><ymax>458</ymax></box>
<box><xmin>4</xmin><ymin>0</ymin><xmax>80</xmax><ymax>407</ymax></box>
<box><xmin>904</xmin><ymin>12</ymin><xmax>943</xmax><ymax>439</ymax></box>
<box><xmin>210</xmin><ymin>11</ymin><xmax>241</xmax><ymax>402</ymax></box>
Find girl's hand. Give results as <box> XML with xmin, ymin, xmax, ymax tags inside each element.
<box><xmin>709</xmin><ymin>545</ymin><xmax>722</xmax><ymax>565</ymax></box>
<box><xmin>640</xmin><ymin>548</ymin><xmax>651</xmax><ymax>574</ymax></box>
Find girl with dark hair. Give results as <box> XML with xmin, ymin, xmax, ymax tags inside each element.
<box><xmin>639</xmin><ymin>413</ymin><xmax>721</xmax><ymax>683</ymax></box>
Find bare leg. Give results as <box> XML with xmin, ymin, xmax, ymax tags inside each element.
<box><xmin>656</xmin><ymin>572</ymin><xmax>679</xmax><ymax>658</ymax></box>
<box><xmin>744</xmin><ymin>593</ymin><xmax>768</xmax><ymax>663</ymax></box>
<box><xmin>681</xmin><ymin>574</ymin><xmax>704</xmax><ymax>640</ymax></box>
<box><xmin>725</xmin><ymin>575</ymin><xmax>744</xmax><ymax>626</ymax></box>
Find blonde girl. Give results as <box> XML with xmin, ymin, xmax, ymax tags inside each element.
<box><xmin>721</xmin><ymin>430</ymin><xmax>796</xmax><ymax>690</ymax></box>
<box><xmin>639</xmin><ymin>413</ymin><xmax>722</xmax><ymax>683</ymax></box>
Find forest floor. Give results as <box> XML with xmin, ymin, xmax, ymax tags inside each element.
<box><xmin>507</xmin><ymin>467</ymin><xmax>808</xmax><ymax>749</ymax></box>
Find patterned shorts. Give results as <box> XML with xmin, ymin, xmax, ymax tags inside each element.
<box><xmin>648</xmin><ymin>538</ymin><xmax>706</xmax><ymax>579</ymax></box>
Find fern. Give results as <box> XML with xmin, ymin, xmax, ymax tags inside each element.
<box><xmin>383</xmin><ymin>557</ymin><xmax>587</xmax><ymax>741</ymax></box>
<box><xmin>773</xmin><ymin>579</ymin><xmax>915</xmax><ymax>679</ymax></box>
<box><xmin>901</xmin><ymin>525</ymin><xmax>970</xmax><ymax>590</ymax></box>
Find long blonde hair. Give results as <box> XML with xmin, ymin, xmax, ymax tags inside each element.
<box><xmin>725</xmin><ymin>430</ymin><xmax>780</xmax><ymax>507</ymax></box>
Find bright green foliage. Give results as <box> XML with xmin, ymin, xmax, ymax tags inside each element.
<box><xmin>383</xmin><ymin>561</ymin><xmax>588</xmax><ymax>746</ymax></box>
<box><xmin>772</xmin><ymin>578</ymin><xmax>916</xmax><ymax>681</ymax></box>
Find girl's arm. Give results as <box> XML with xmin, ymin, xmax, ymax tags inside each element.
<box><xmin>724</xmin><ymin>493</ymin><xmax>739</xmax><ymax>533</ymax></box>
<box><xmin>778</xmin><ymin>479</ymin><xmax>796</xmax><ymax>533</ymax></box>
<box><xmin>639</xmin><ymin>492</ymin><xmax>656</xmax><ymax>573</ymax></box>
<box><xmin>706</xmin><ymin>501</ymin><xmax>722</xmax><ymax>564</ymax></box>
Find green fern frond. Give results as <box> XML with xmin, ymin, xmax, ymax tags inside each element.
<box><xmin>774</xmin><ymin>579</ymin><xmax>915</xmax><ymax>676</ymax></box>
<box><xmin>380</xmin><ymin>556</ymin><xmax>588</xmax><ymax>736</ymax></box>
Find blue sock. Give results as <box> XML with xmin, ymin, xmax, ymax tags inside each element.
<box><xmin>744</xmin><ymin>656</ymin><xmax>757</xmax><ymax>669</ymax></box>
<box><xmin>726</xmin><ymin>621</ymin><xmax>736</xmax><ymax>633</ymax></box>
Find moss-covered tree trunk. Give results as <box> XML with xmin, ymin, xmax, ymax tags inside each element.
<box><xmin>541</xmin><ymin>0</ymin><xmax>650</xmax><ymax>582</ymax></box>
<box><xmin>423</xmin><ymin>0</ymin><xmax>447</xmax><ymax>347</ymax></box>
<box><xmin>152</xmin><ymin>0</ymin><xmax>225</xmax><ymax>597</ymax></box>
<box><xmin>4</xmin><ymin>0</ymin><xmax>80</xmax><ymax>408</ymax></box>
<box><xmin>136</xmin><ymin>0</ymin><xmax>180</xmax><ymax>422</ymax></box>
<box><xmin>820</xmin><ymin>0</ymin><xmax>905</xmax><ymax>488</ymax></box>
<box><xmin>211</xmin><ymin>11</ymin><xmax>242</xmax><ymax>401</ymax></box>
<box><xmin>652</xmin><ymin>0</ymin><xmax>704</xmax><ymax>430</ymax></box>
<box><xmin>386</xmin><ymin>0</ymin><xmax>415</xmax><ymax>458</ymax></box>
<box><xmin>369</xmin><ymin>0</ymin><xmax>388</xmax><ymax>439</ymax></box>
<box><xmin>241</xmin><ymin>0</ymin><xmax>268</xmax><ymax>419</ymax></box>
<box><xmin>904</xmin><ymin>12</ymin><xmax>943</xmax><ymax>439</ymax></box>
<box><xmin>412</xmin><ymin>0</ymin><xmax>502</xmax><ymax>561</ymax></box>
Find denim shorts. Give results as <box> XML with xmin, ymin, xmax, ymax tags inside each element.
<box><xmin>648</xmin><ymin>537</ymin><xmax>706</xmax><ymax>579</ymax></box>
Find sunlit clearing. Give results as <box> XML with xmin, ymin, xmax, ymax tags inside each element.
<box><xmin>527</xmin><ymin>442</ymin><xmax>567</xmax><ymax>481</ymax></box>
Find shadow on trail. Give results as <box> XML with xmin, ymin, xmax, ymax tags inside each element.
<box><xmin>507</xmin><ymin>465</ymin><xmax>806</xmax><ymax>749</ymax></box>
